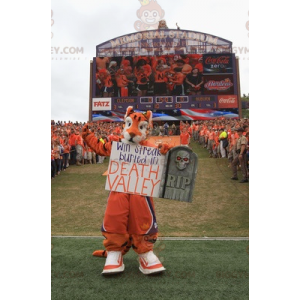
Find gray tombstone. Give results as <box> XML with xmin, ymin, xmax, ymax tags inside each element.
<box><xmin>159</xmin><ymin>146</ymin><xmax>198</xmax><ymax>202</ymax></box>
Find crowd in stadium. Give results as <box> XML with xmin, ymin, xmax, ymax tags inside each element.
<box><xmin>51</xmin><ymin>118</ymin><xmax>249</xmax><ymax>182</ymax></box>
<box><xmin>95</xmin><ymin>54</ymin><xmax>205</xmax><ymax>98</ymax></box>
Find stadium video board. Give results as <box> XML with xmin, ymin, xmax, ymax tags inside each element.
<box><xmin>91</xmin><ymin>53</ymin><xmax>238</xmax><ymax>115</ymax></box>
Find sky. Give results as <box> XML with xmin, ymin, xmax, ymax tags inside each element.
<box><xmin>51</xmin><ymin>0</ymin><xmax>249</xmax><ymax>122</ymax></box>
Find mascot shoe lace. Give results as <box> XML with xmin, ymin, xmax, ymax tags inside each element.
<box><xmin>102</xmin><ymin>251</ymin><xmax>124</xmax><ymax>275</ymax></box>
<box><xmin>138</xmin><ymin>251</ymin><xmax>166</xmax><ymax>275</ymax></box>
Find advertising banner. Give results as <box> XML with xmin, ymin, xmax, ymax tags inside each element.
<box><xmin>203</xmin><ymin>54</ymin><xmax>233</xmax><ymax>73</ymax></box>
<box><xmin>92</xmin><ymin>98</ymin><xmax>112</xmax><ymax>111</ymax></box>
<box><xmin>203</xmin><ymin>75</ymin><xmax>234</xmax><ymax>95</ymax></box>
<box><xmin>218</xmin><ymin>95</ymin><xmax>238</xmax><ymax>108</ymax></box>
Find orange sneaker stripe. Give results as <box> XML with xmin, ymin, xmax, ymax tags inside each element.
<box><xmin>140</xmin><ymin>259</ymin><xmax>163</xmax><ymax>269</ymax></box>
<box><xmin>144</xmin><ymin>263</ymin><xmax>163</xmax><ymax>269</ymax></box>
<box><xmin>103</xmin><ymin>264</ymin><xmax>122</xmax><ymax>270</ymax></box>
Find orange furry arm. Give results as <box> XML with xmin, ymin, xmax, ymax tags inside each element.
<box><xmin>81</xmin><ymin>124</ymin><xmax>112</xmax><ymax>156</ymax></box>
<box><xmin>85</xmin><ymin>134</ymin><xmax>112</xmax><ymax>156</ymax></box>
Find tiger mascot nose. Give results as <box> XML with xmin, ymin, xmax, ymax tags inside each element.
<box><xmin>129</xmin><ymin>132</ymin><xmax>136</xmax><ymax>138</ymax></box>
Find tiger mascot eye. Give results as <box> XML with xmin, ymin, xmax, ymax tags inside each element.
<box><xmin>82</xmin><ymin>106</ymin><xmax>171</xmax><ymax>275</ymax></box>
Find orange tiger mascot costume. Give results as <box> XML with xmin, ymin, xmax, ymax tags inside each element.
<box><xmin>81</xmin><ymin>106</ymin><xmax>171</xmax><ymax>275</ymax></box>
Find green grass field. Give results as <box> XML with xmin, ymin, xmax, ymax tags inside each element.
<box><xmin>51</xmin><ymin>139</ymin><xmax>249</xmax><ymax>299</ymax></box>
<box><xmin>51</xmin><ymin>238</ymin><xmax>249</xmax><ymax>300</ymax></box>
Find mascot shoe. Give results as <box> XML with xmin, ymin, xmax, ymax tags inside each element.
<box><xmin>102</xmin><ymin>251</ymin><xmax>124</xmax><ymax>275</ymax></box>
<box><xmin>138</xmin><ymin>251</ymin><xmax>166</xmax><ymax>275</ymax></box>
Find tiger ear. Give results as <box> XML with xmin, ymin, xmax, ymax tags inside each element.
<box><xmin>124</xmin><ymin>106</ymin><xmax>134</xmax><ymax>119</ymax></box>
<box><xmin>145</xmin><ymin>110</ymin><xmax>153</xmax><ymax>128</ymax></box>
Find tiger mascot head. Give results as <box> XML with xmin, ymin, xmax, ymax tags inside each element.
<box><xmin>122</xmin><ymin>106</ymin><xmax>152</xmax><ymax>144</ymax></box>
<box><xmin>81</xmin><ymin>106</ymin><xmax>170</xmax><ymax>156</ymax></box>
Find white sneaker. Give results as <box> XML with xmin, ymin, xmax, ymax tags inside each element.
<box><xmin>102</xmin><ymin>251</ymin><xmax>124</xmax><ymax>275</ymax></box>
<box><xmin>138</xmin><ymin>251</ymin><xmax>166</xmax><ymax>275</ymax></box>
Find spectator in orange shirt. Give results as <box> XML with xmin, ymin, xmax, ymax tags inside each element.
<box><xmin>62</xmin><ymin>137</ymin><xmax>70</xmax><ymax>171</ymax></box>
<box><xmin>51</xmin><ymin>130</ymin><xmax>58</xmax><ymax>142</ymax></box>
<box><xmin>68</xmin><ymin>128</ymin><xmax>77</xmax><ymax>165</ymax></box>
<box><xmin>194</xmin><ymin>55</ymin><xmax>203</xmax><ymax>73</ymax></box>
<box><xmin>213</xmin><ymin>131</ymin><xmax>220</xmax><ymax>158</ymax></box>
<box><xmin>204</xmin><ymin>127</ymin><xmax>209</xmax><ymax>148</ymax></box>
<box><xmin>179</xmin><ymin>121</ymin><xmax>185</xmax><ymax>132</ymax></box>
<box><xmin>171</xmin><ymin>58</ymin><xmax>192</xmax><ymax>75</ymax></box>
<box><xmin>152</xmin><ymin>64</ymin><xmax>170</xmax><ymax>96</ymax></box>
<box><xmin>187</xmin><ymin>124</ymin><xmax>192</xmax><ymax>137</ymax></box>
<box><xmin>115</xmin><ymin>68</ymin><xmax>134</xmax><ymax>97</ymax></box>
<box><xmin>135</xmin><ymin>64</ymin><xmax>151</xmax><ymax>96</ymax></box>
<box><xmin>85</xmin><ymin>146</ymin><xmax>94</xmax><ymax>164</ymax></box>
<box><xmin>75</xmin><ymin>130</ymin><xmax>84</xmax><ymax>166</ymax></box>
<box><xmin>191</xmin><ymin>122</ymin><xmax>196</xmax><ymax>140</ymax></box>
<box><xmin>114</xmin><ymin>123</ymin><xmax>121</xmax><ymax>135</ymax></box>
<box><xmin>194</xmin><ymin>123</ymin><xmax>200</xmax><ymax>142</ymax></box>
<box><xmin>207</xmin><ymin>128</ymin><xmax>216</xmax><ymax>158</ymax></box>
<box><xmin>199</xmin><ymin>126</ymin><xmax>205</xmax><ymax>146</ymax></box>
<box><xmin>180</xmin><ymin>128</ymin><xmax>190</xmax><ymax>146</ymax></box>
<box><xmin>52</xmin><ymin>140</ymin><xmax>61</xmax><ymax>175</ymax></box>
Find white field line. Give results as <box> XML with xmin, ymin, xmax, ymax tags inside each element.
<box><xmin>51</xmin><ymin>236</ymin><xmax>249</xmax><ymax>241</ymax></box>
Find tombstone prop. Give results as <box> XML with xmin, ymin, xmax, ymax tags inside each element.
<box><xmin>159</xmin><ymin>146</ymin><xmax>198</xmax><ymax>202</ymax></box>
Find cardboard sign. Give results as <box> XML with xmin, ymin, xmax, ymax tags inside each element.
<box><xmin>159</xmin><ymin>146</ymin><xmax>198</xmax><ymax>202</ymax></box>
<box><xmin>105</xmin><ymin>142</ymin><xmax>165</xmax><ymax>197</ymax></box>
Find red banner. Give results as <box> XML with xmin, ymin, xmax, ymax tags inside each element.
<box><xmin>203</xmin><ymin>75</ymin><xmax>234</xmax><ymax>95</ymax></box>
<box><xmin>218</xmin><ymin>95</ymin><xmax>238</xmax><ymax>108</ymax></box>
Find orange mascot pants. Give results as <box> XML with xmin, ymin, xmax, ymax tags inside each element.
<box><xmin>101</xmin><ymin>191</ymin><xmax>158</xmax><ymax>254</ymax></box>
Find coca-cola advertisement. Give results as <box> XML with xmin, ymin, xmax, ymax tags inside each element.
<box><xmin>218</xmin><ymin>95</ymin><xmax>238</xmax><ymax>108</ymax></box>
<box><xmin>203</xmin><ymin>75</ymin><xmax>235</xmax><ymax>95</ymax></box>
<box><xmin>203</xmin><ymin>54</ymin><xmax>233</xmax><ymax>73</ymax></box>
